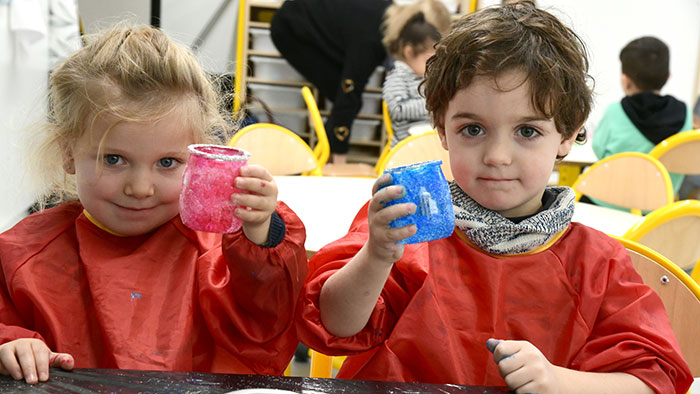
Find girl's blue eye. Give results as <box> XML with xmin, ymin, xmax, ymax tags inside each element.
<box><xmin>463</xmin><ymin>125</ymin><xmax>483</xmax><ymax>137</ymax></box>
<box><xmin>517</xmin><ymin>126</ymin><xmax>539</xmax><ymax>139</ymax></box>
<box><xmin>159</xmin><ymin>158</ymin><xmax>175</xmax><ymax>168</ymax></box>
<box><xmin>104</xmin><ymin>155</ymin><xmax>122</xmax><ymax>165</ymax></box>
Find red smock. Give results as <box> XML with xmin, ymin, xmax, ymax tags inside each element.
<box><xmin>0</xmin><ymin>201</ymin><xmax>308</xmax><ymax>375</ymax></box>
<box><xmin>297</xmin><ymin>203</ymin><xmax>693</xmax><ymax>393</ymax></box>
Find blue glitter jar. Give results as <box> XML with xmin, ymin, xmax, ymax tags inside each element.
<box><xmin>383</xmin><ymin>160</ymin><xmax>455</xmax><ymax>244</ymax></box>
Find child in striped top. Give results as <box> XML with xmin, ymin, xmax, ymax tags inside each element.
<box><xmin>382</xmin><ymin>1</ymin><xmax>450</xmax><ymax>147</ymax></box>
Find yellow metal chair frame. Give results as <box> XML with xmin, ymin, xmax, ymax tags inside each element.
<box><xmin>301</xmin><ymin>86</ymin><xmax>377</xmax><ymax>178</ymax></box>
<box><xmin>622</xmin><ymin>199</ymin><xmax>700</xmax><ymax>272</ymax></box>
<box><xmin>614</xmin><ymin>237</ymin><xmax>700</xmax><ymax>377</ymax></box>
<box><xmin>228</xmin><ymin>122</ymin><xmax>322</xmax><ymax>176</ymax></box>
<box><xmin>571</xmin><ymin>152</ymin><xmax>673</xmax><ymax>215</ymax></box>
<box><xmin>648</xmin><ymin>129</ymin><xmax>700</xmax><ymax>176</ymax></box>
<box><xmin>375</xmin><ymin>100</ymin><xmax>395</xmax><ymax>173</ymax></box>
<box><xmin>376</xmin><ymin>131</ymin><xmax>452</xmax><ymax>180</ymax></box>
<box><xmin>301</xmin><ymin>86</ymin><xmax>331</xmax><ymax>168</ymax></box>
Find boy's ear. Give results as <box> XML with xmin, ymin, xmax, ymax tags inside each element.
<box><xmin>437</xmin><ymin>126</ymin><xmax>449</xmax><ymax>150</ymax></box>
<box><xmin>557</xmin><ymin>131</ymin><xmax>578</xmax><ymax>157</ymax></box>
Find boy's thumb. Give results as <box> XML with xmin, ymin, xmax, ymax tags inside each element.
<box><xmin>49</xmin><ymin>352</ymin><xmax>75</xmax><ymax>370</ymax></box>
<box><xmin>486</xmin><ymin>338</ymin><xmax>502</xmax><ymax>353</ymax></box>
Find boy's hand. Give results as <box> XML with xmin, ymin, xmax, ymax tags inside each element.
<box><xmin>0</xmin><ymin>338</ymin><xmax>74</xmax><ymax>384</ymax></box>
<box><xmin>232</xmin><ymin>164</ymin><xmax>278</xmax><ymax>245</ymax></box>
<box><xmin>487</xmin><ymin>338</ymin><xmax>559</xmax><ymax>394</ymax></box>
<box><xmin>366</xmin><ymin>174</ymin><xmax>417</xmax><ymax>265</ymax></box>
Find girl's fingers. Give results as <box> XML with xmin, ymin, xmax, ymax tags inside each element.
<box><xmin>49</xmin><ymin>352</ymin><xmax>74</xmax><ymax>371</ymax></box>
<box><xmin>235</xmin><ymin>206</ymin><xmax>272</xmax><ymax>224</ymax></box>
<box><xmin>0</xmin><ymin>350</ymin><xmax>21</xmax><ymax>380</ymax></box>
<box><xmin>31</xmin><ymin>342</ymin><xmax>52</xmax><ymax>382</ymax></box>
<box><xmin>232</xmin><ymin>193</ymin><xmax>276</xmax><ymax>213</ymax></box>
<box><xmin>16</xmin><ymin>346</ymin><xmax>38</xmax><ymax>384</ymax></box>
<box><xmin>235</xmin><ymin>176</ymin><xmax>278</xmax><ymax>197</ymax></box>
<box><xmin>238</xmin><ymin>164</ymin><xmax>274</xmax><ymax>182</ymax></box>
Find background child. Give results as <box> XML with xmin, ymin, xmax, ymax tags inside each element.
<box><xmin>382</xmin><ymin>4</ymin><xmax>449</xmax><ymax>146</ymax></box>
<box><xmin>592</xmin><ymin>36</ymin><xmax>693</xmax><ymax>198</ymax></box>
<box><xmin>270</xmin><ymin>0</ymin><xmax>450</xmax><ymax>164</ymax></box>
<box><xmin>0</xmin><ymin>25</ymin><xmax>307</xmax><ymax>384</ymax></box>
<box><xmin>296</xmin><ymin>2</ymin><xmax>692</xmax><ymax>393</ymax></box>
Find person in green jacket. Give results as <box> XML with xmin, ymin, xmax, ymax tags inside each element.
<box><xmin>592</xmin><ymin>36</ymin><xmax>693</xmax><ymax>206</ymax></box>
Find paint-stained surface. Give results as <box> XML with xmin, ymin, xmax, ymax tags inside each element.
<box><xmin>0</xmin><ymin>369</ymin><xmax>511</xmax><ymax>393</ymax></box>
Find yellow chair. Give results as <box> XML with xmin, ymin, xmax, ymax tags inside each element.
<box><xmin>571</xmin><ymin>152</ymin><xmax>673</xmax><ymax>215</ymax></box>
<box><xmin>622</xmin><ymin>200</ymin><xmax>700</xmax><ymax>273</ymax></box>
<box><xmin>301</xmin><ymin>86</ymin><xmax>378</xmax><ymax>178</ymax></box>
<box><xmin>376</xmin><ymin>131</ymin><xmax>452</xmax><ymax>181</ymax></box>
<box><xmin>309</xmin><ymin>350</ymin><xmax>333</xmax><ymax>378</ymax></box>
<box><xmin>375</xmin><ymin>100</ymin><xmax>395</xmax><ymax>173</ymax></box>
<box><xmin>615</xmin><ymin>237</ymin><xmax>700</xmax><ymax>377</ymax></box>
<box><xmin>648</xmin><ymin>129</ymin><xmax>700</xmax><ymax>178</ymax></box>
<box><xmin>228</xmin><ymin>122</ymin><xmax>322</xmax><ymax>176</ymax></box>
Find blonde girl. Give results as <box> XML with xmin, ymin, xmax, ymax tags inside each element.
<box><xmin>0</xmin><ymin>25</ymin><xmax>307</xmax><ymax>384</ymax></box>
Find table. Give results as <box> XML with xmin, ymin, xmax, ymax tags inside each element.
<box><xmin>557</xmin><ymin>142</ymin><xmax>598</xmax><ymax>186</ymax></box>
<box><xmin>572</xmin><ymin>202</ymin><xmax>642</xmax><ymax>236</ymax></box>
<box><xmin>275</xmin><ymin>176</ymin><xmax>376</xmax><ymax>255</ymax></box>
<box><xmin>0</xmin><ymin>368</ymin><xmax>510</xmax><ymax>393</ymax></box>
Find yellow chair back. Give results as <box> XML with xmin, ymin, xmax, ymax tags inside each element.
<box><xmin>623</xmin><ymin>200</ymin><xmax>700</xmax><ymax>272</ymax></box>
<box><xmin>648</xmin><ymin>129</ymin><xmax>700</xmax><ymax>175</ymax></box>
<box><xmin>228</xmin><ymin>122</ymin><xmax>321</xmax><ymax>176</ymax></box>
<box><xmin>571</xmin><ymin>152</ymin><xmax>673</xmax><ymax>215</ymax></box>
<box><xmin>615</xmin><ymin>237</ymin><xmax>700</xmax><ymax>376</ymax></box>
<box><xmin>376</xmin><ymin>131</ymin><xmax>452</xmax><ymax>180</ymax></box>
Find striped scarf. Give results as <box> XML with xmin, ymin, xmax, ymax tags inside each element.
<box><xmin>450</xmin><ymin>182</ymin><xmax>575</xmax><ymax>255</ymax></box>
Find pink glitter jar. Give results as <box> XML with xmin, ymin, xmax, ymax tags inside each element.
<box><xmin>180</xmin><ymin>144</ymin><xmax>251</xmax><ymax>233</ymax></box>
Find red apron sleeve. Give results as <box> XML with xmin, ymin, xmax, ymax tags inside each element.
<box><xmin>570</xmin><ymin>238</ymin><xmax>693</xmax><ymax>394</ymax></box>
<box><xmin>196</xmin><ymin>201</ymin><xmax>308</xmax><ymax>375</ymax></box>
<box><xmin>296</xmin><ymin>202</ymin><xmax>413</xmax><ymax>356</ymax></box>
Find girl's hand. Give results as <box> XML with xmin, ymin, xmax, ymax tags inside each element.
<box><xmin>366</xmin><ymin>174</ymin><xmax>417</xmax><ymax>265</ymax></box>
<box><xmin>232</xmin><ymin>164</ymin><xmax>279</xmax><ymax>245</ymax></box>
<box><xmin>0</xmin><ymin>338</ymin><xmax>74</xmax><ymax>384</ymax></box>
<box><xmin>487</xmin><ymin>338</ymin><xmax>560</xmax><ymax>394</ymax></box>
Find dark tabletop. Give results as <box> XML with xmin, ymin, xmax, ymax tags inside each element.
<box><xmin>0</xmin><ymin>368</ymin><xmax>512</xmax><ymax>393</ymax></box>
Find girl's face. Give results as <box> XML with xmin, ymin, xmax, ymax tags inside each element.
<box><xmin>65</xmin><ymin>111</ymin><xmax>196</xmax><ymax>236</ymax></box>
<box><xmin>438</xmin><ymin>70</ymin><xmax>577</xmax><ymax>218</ymax></box>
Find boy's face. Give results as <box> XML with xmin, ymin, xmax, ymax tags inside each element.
<box><xmin>64</xmin><ymin>111</ymin><xmax>195</xmax><ymax>236</ymax></box>
<box><xmin>438</xmin><ymin>70</ymin><xmax>577</xmax><ymax>218</ymax></box>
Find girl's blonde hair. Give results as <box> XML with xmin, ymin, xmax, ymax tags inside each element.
<box><xmin>28</xmin><ymin>24</ymin><xmax>234</xmax><ymax>207</ymax></box>
<box><xmin>382</xmin><ymin>0</ymin><xmax>452</xmax><ymax>59</ymax></box>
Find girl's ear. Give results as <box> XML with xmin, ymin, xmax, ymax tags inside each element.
<box><xmin>402</xmin><ymin>45</ymin><xmax>415</xmax><ymax>61</ymax></box>
<box><xmin>60</xmin><ymin>141</ymin><xmax>76</xmax><ymax>174</ymax></box>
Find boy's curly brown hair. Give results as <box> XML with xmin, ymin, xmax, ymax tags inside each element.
<box><xmin>422</xmin><ymin>0</ymin><xmax>593</xmax><ymax>141</ymax></box>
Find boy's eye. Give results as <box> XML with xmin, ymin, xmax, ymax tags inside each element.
<box><xmin>159</xmin><ymin>158</ymin><xmax>176</xmax><ymax>168</ymax></box>
<box><xmin>104</xmin><ymin>154</ymin><xmax>123</xmax><ymax>165</ymax></box>
<box><xmin>463</xmin><ymin>124</ymin><xmax>484</xmax><ymax>137</ymax></box>
<box><xmin>517</xmin><ymin>126</ymin><xmax>540</xmax><ymax>139</ymax></box>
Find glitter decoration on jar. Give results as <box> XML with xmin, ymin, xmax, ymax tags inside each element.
<box><xmin>383</xmin><ymin>160</ymin><xmax>455</xmax><ymax>244</ymax></box>
<box><xmin>180</xmin><ymin>144</ymin><xmax>251</xmax><ymax>233</ymax></box>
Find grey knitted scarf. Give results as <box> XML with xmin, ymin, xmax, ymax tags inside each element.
<box><xmin>450</xmin><ymin>182</ymin><xmax>575</xmax><ymax>255</ymax></box>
